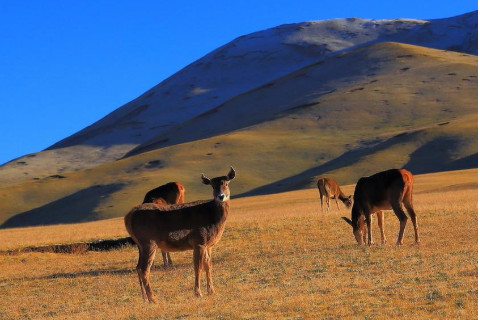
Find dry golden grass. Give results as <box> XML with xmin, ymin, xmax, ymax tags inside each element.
<box><xmin>0</xmin><ymin>169</ymin><xmax>477</xmax><ymax>319</ymax></box>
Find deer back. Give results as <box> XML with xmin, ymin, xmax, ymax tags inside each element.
<box><xmin>143</xmin><ymin>182</ymin><xmax>185</xmax><ymax>204</ymax></box>
<box><xmin>127</xmin><ymin>200</ymin><xmax>229</xmax><ymax>250</ymax></box>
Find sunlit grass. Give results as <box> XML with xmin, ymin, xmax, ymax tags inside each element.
<box><xmin>0</xmin><ymin>169</ymin><xmax>476</xmax><ymax>319</ymax></box>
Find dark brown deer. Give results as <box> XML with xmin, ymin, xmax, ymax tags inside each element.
<box><xmin>124</xmin><ymin>167</ymin><xmax>236</xmax><ymax>302</ymax></box>
<box><xmin>317</xmin><ymin>177</ymin><xmax>353</xmax><ymax>212</ymax></box>
<box><xmin>142</xmin><ymin>182</ymin><xmax>185</xmax><ymax>267</ymax></box>
<box><xmin>342</xmin><ymin>169</ymin><xmax>419</xmax><ymax>245</ymax></box>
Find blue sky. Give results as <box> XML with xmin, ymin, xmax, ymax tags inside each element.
<box><xmin>0</xmin><ymin>1</ymin><xmax>477</xmax><ymax>165</ymax></box>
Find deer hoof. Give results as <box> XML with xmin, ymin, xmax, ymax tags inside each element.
<box><xmin>194</xmin><ymin>289</ymin><xmax>203</xmax><ymax>298</ymax></box>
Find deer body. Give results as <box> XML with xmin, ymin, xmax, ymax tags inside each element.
<box><xmin>143</xmin><ymin>182</ymin><xmax>185</xmax><ymax>205</ymax></box>
<box><xmin>317</xmin><ymin>177</ymin><xmax>352</xmax><ymax>212</ymax></box>
<box><xmin>125</xmin><ymin>167</ymin><xmax>235</xmax><ymax>302</ymax></box>
<box><xmin>142</xmin><ymin>182</ymin><xmax>185</xmax><ymax>267</ymax></box>
<box><xmin>343</xmin><ymin>169</ymin><xmax>419</xmax><ymax>245</ymax></box>
<box><xmin>128</xmin><ymin>200</ymin><xmax>227</xmax><ymax>252</ymax></box>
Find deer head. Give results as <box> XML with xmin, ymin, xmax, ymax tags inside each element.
<box><xmin>342</xmin><ymin>216</ymin><xmax>365</xmax><ymax>245</ymax></box>
<box><xmin>344</xmin><ymin>195</ymin><xmax>353</xmax><ymax>209</ymax></box>
<box><xmin>201</xmin><ymin>167</ymin><xmax>236</xmax><ymax>202</ymax></box>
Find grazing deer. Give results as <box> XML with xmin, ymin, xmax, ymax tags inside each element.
<box><xmin>317</xmin><ymin>177</ymin><xmax>353</xmax><ymax>212</ymax></box>
<box><xmin>342</xmin><ymin>169</ymin><xmax>419</xmax><ymax>245</ymax></box>
<box><xmin>342</xmin><ymin>211</ymin><xmax>387</xmax><ymax>245</ymax></box>
<box><xmin>124</xmin><ymin>167</ymin><xmax>236</xmax><ymax>302</ymax></box>
<box><xmin>142</xmin><ymin>182</ymin><xmax>186</xmax><ymax>267</ymax></box>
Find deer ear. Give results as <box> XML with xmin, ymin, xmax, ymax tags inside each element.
<box><xmin>226</xmin><ymin>166</ymin><xmax>236</xmax><ymax>181</ymax></box>
<box><xmin>201</xmin><ymin>173</ymin><xmax>211</xmax><ymax>185</ymax></box>
<box><xmin>342</xmin><ymin>217</ymin><xmax>353</xmax><ymax>226</ymax></box>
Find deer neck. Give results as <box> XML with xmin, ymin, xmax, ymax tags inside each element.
<box><xmin>338</xmin><ymin>191</ymin><xmax>349</xmax><ymax>203</ymax></box>
<box><xmin>213</xmin><ymin>199</ymin><xmax>230</xmax><ymax>219</ymax></box>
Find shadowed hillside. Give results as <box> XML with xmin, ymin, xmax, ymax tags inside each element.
<box><xmin>0</xmin><ymin>184</ymin><xmax>125</xmax><ymax>228</ymax></box>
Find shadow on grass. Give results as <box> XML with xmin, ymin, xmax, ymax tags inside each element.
<box><xmin>0</xmin><ymin>183</ymin><xmax>126</xmax><ymax>229</ymax></box>
<box><xmin>0</xmin><ymin>257</ymin><xmax>195</xmax><ymax>284</ymax></box>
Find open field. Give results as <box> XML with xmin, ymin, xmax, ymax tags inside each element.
<box><xmin>0</xmin><ymin>169</ymin><xmax>477</xmax><ymax>319</ymax></box>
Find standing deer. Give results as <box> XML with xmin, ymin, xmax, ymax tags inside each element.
<box><xmin>142</xmin><ymin>182</ymin><xmax>185</xmax><ymax>267</ymax></box>
<box><xmin>124</xmin><ymin>167</ymin><xmax>236</xmax><ymax>302</ymax></box>
<box><xmin>342</xmin><ymin>169</ymin><xmax>419</xmax><ymax>245</ymax></box>
<box><xmin>317</xmin><ymin>177</ymin><xmax>353</xmax><ymax>212</ymax></box>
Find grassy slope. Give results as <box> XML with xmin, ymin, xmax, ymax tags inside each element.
<box><xmin>0</xmin><ymin>169</ymin><xmax>477</xmax><ymax>319</ymax></box>
<box><xmin>128</xmin><ymin>42</ymin><xmax>477</xmax><ymax>155</ymax></box>
<box><xmin>0</xmin><ymin>42</ymin><xmax>476</xmax><ymax>227</ymax></box>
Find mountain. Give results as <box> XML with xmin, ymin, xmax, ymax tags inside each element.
<box><xmin>0</xmin><ymin>11</ymin><xmax>476</xmax><ymax>187</ymax></box>
<box><xmin>0</xmin><ymin>12</ymin><xmax>476</xmax><ymax>228</ymax></box>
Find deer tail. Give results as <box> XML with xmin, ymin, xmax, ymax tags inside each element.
<box><xmin>176</xmin><ymin>183</ymin><xmax>185</xmax><ymax>204</ymax></box>
<box><xmin>124</xmin><ymin>206</ymin><xmax>140</xmax><ymax>246</ymax></box>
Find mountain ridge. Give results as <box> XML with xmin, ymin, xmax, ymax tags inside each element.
<box><xmin>125</xmin><ymin>41</ymin><xmax>477</xmax><ymax>157</ymax></box>
<box><xmin>44</xmin><ymin>11</ymin><xmax>478</xmax><ymax>154</ymax></box>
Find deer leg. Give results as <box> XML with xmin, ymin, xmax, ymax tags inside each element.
<box><xmin>167</xmin><ymin>252</ymin><xmax>173</xmax><ymax>266</ymax></box>
<box><xmin>376</xmin><ymin>211</ymin><xmax>387</xmax><ymax>244</ymax></box>
<box><xmin>318</xmin><ymin>190</ymin><xmax>324</xmax><ymax>213</ymax></box>
<box><xmin>203</xmin><ymin>247</ymin><xmax>215</xmax><ymax>295</ymax></box>
<box><xmin>137</xmin><ymin>242</ymin><xmax>157</xmax><ymax>303</ymax></box>
<box><xmin>326</xmin><ymin>197</ymin><xmax>330</xmax><ymax>212</ymax></box>
<box><xmin>362</xmin><ymin>222</ymin><xmax>367</xmax><ymax>245</ymax></box>
<box><xmin>193</xmin><ymin>245</ymin><xmax>205</xmax><ymax>297</ymax></box>
<box><xmin>335</xmin><ymin>197</ymin><xmax>340</xmax><ymax>210</ymax></box>
<box><xmin>365</xmin><ymin>211</ymin><xmax>374</xmax><ymax>245</ymax></box>
<box><xmin>403</xmin><ymin>199</ymin><xmax>420</xmax><ymax>244</ymax></box>
<box><xmin>135</xmin><ymin>247</ymin><xmax>148</xmax><ymax>302</ymax></box>
<box><xmin>354</xmin><ymin>214</ymin><xmax>367</xmax><ymax>245</ymax></box>
<box><xmin>391</xmin><ymin>201</ymin><xmax>408</xmax><ymax>245</ymax></box>
<box><xmin>161</xmin><ymin>251</ymin><xmax>168</xmax><ymax>267</ymax></box>
<box><xmin>161</xmin><ymin>251</ymin><xmax>174</xmax><ymax>267</ymax></box>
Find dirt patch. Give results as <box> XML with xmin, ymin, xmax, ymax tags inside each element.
<box><xmin>2</xmin><ymin>237</ymin><xmax>135</xmax><ymax>255</ymax></box>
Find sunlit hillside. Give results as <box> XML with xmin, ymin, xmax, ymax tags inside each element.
<box><xmin>0</xmin><ymin>42</ymin><xmax>476</xmax><ymax>228</ymax></box>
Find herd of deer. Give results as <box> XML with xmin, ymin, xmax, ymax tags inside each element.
<box><xmin>124</xmin><ymin>166</ymin><xmax>419</xmax><ymax>302</ymax></box>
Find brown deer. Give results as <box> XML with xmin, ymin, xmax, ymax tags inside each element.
<box><xmin>124</xmin><ymin>167</ymin><xmax>236</xmax><ymax>302</ymax></box>
<box><xmin>342</xmin><ymin>169</ymin><xmax>419</xmax><ymax>245</ymax></box>
<box><xmin>317</xmin><ymin>177</ymin><xmax>353</xmax><ymax>212</ymax></box>
<box><xmin>142</xmin><ymin>182</ymin><xmax>185</xmax><ymax>267</ymax></box>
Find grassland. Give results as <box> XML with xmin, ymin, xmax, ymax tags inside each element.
<box><xmin>0</xmin><ymin>169</ymin><xmax>476</xmax><ymax>319</ymax></box>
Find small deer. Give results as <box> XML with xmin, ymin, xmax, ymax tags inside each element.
<box><xmin>142</xmin><ymin>182</ymin><xmax>185</xmax><ymax>267</ymax></box>
<box><xmin>124</xmin><ymin>167</ymin><xmax>236</xmax><ymax>302</ymax></box>
<box><xmin>342</xmin><ymin>168</ymin><xmax>419</xmax><ymax>245</ymax></box>
<box><xmin>317</xmin><ymin>177</ymin><xmax>353</xmax><ymax>212</ymax></box>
